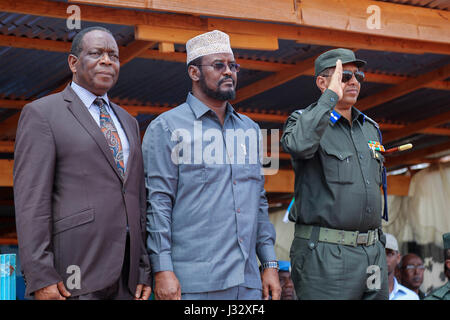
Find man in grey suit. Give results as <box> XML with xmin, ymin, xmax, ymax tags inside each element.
<box><xmin>13</xmin><ymin>26</ymin><xmax>151</xmax><ymax>300</ymax></box>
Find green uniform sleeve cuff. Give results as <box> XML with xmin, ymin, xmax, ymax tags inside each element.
<box><xmin>318</xmin><ymin>89</ymin><xmax>339</xmax><ymax>109</ymax></box>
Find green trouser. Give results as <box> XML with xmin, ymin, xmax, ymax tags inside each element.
<box><xmin>290</xmin><ymin>226</ymin><xmax>388</xmax><ymax>300</ymax></box>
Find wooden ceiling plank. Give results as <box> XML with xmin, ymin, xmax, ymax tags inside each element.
<box><xmin>0</xmin><ymin>141</ymin><xmax>14</xmax><ymax>153</ymax></box>
<box><xmin>383</xmin><ymin>109</ymin><xmax>450</xmax><ymax>144</ymax></box>
<box><xmin>135</xmin><ymin>25</ymin><xmax>279</xmax><ymax>51</ymax></box>
<box><xmin>357</xmin><ymin>64</ymin><xmax>450</xmax><ymax>111</ymax></box>
<box><xmin>2</xmin><ymin>99</ymin><xmax>450</xmax><ymax>138</ymax></box>
<box><xmin>231</xmin><ymin>55</ymin><xmax>318</xmax><ymax>104</ymax></box>
<box><xmin>1</xmin><ymin>0</ymin><xmax>449</xmax><ymax>54</ymax></box>
<box><xmin>119</xmin><ymin>40</ymin><xmax>156</xmax><ymax>65</ymax></box>
<box><xmin>70</xmin><ymin>0</ymin><xmax>450</xmax><ymax>44</ymax></box>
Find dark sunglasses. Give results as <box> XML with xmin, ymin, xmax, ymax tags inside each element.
<box><xmin>195</xmin><ymin>62</ymin><xmax>241</xmax><ymax>73</ymax></box>
<box><xmin>321</xmin><ymin>70</ymin><xmax>365</xmax><ymax>83</ymax></box>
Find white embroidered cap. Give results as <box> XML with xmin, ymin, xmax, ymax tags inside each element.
<box><xmin>385</xmin><ymin>233</ymin><xmax>399</xmax><ymax>251</ymax></box>
<box><xmin>186</xmin><ymin>30</ymin><xmax>233</xmax><ymax>64</ymax></box>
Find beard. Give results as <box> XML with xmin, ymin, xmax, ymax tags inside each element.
<box><xmin>199</xmin><ymin>73</ymin><xmax>236</xmax><ymax>101</ymax></box>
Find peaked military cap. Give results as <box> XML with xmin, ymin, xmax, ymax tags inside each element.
<box><xmin>315</xmin><ymin>48</ymin><xmax>366</xmax><ymax>76</ymax></box>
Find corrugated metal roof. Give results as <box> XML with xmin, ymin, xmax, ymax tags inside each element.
<box><xmin>376</xmin><ymin>0</ymin><xmax>450</xmax><ymax>10</ymax></box>
<box><xmin>0</xmin><ymin>8</ymin><xmax>449</xmax><ymax>166</ymax></box>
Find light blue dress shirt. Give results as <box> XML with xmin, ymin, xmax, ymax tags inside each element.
<box><xmin>389</xmin><ymin>277</ymin><xmax>419</xmax><ymax>300</ymax></box>
<box><xmin>70</xmin><ymin>81</ymin><xmax>130</xmax><ymax>170</ymax></box>
<box><xmin>142</xmin><ymin>93</ymin><xmax>277</xmax><ymax>293</ymax></box>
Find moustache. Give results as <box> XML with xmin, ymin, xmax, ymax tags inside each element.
<box><xmin>218</xmin><ymin>76</ymin><xmax>235</xmax><ymax>86</ymax></box>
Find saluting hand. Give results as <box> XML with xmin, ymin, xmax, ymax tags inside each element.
<box><xmin>327</xmin><ymin>59</ymin><xmax>344</xmax><ymax>101</ymax></box>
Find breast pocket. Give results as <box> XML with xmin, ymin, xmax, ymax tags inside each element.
<box><xmin>322</xmin><ymin>148</ymin><xmax>354</xmax><ymax>184</ymax></box>
<box><xmin>371</xmin><ymin>151</ymin><xmax>384</xmax><ymax>186</ymax></box>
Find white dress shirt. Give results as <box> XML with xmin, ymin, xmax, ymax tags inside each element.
<box><xmin>389</xmin><ymin>277</ymin><xmax>420</xmax><ymax>300</ymax></box>
<box><xmin>70</xmin><ymin>81</ymin><xmax>130</xmax><ymax>170</ymax></box>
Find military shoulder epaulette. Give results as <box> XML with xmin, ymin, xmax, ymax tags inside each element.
<box><xmin>363</xmin><ymin>114</ymin><xmax>379</xmax><ymax>128</ymax></box>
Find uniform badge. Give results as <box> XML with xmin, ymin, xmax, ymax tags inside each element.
<box><xmin>368</xmin><ymin>140</ymin><xmax>385</xmax><ymax>158</ymax></box>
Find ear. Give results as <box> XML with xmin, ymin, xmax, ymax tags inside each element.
<box><xmin>315</xmin><ymin>76</ymin><xmax>328</xmax><ymax>93</ymax></box>
<box><xmin>188</xmin><ymin>65</ymin><xmax>201</xmax><ymax>82</ymax></box>
<box><xmin>396</xmin><ymin>253</ymin><xmax>402</xmax><ymax>265</ymax></box>
<box><xmin>445</xmin><ymin>259</ymin><xmax>450</xmax><ymax>270</ymax></box>
<box><xmin>68</xmin><ymin>54</ymin><xmax>78</xmax><ymax>73</ymax></box>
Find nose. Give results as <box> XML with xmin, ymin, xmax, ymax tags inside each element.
<box><xmin>223</xmin><ymin>63</ymin><xmax>232</xmax><ymax>75</ymax></box>
<box><xmin>99</xmin><ymin>52</ymin><xmax>112</xmax><ymax>65</ymax></box>
<box><xmin>347</xmin><ymin>72</ymin><xmax>359</xmax><ymax>85</ymax></box>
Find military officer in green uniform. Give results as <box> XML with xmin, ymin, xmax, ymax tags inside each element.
<box><xmin>425</xmin><ymin>233</ymin><xmax>450</xmax><ymax>300</ymax></box>
<box><xmin>281</xmin><ymin>48</ymin><xmax>389</xmax><ymax>300</ymax></box>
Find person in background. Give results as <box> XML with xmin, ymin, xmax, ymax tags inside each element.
<box><xmin>278</xmin><ymin>261</ymin><xmax>296</xmax><ymax>300</ymax></box>
<box><xmin>399</xmin><ymin>253</ymin><xmax>426</xmax><ymax>299</ymax></box>
<box><xmin>385</xmin><ymin>233</ymin><xmax>419</xmax><ymax>300</ymax></box>
<box><xmin>425</xmin><ymin>232</ymin><xmax>450</xmax><ymax>300</ymax></box>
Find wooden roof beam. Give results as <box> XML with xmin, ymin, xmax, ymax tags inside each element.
<box><xmin>0</xmin><ymin>141</ymin><xmax>14</xmax><ymax>153</ymax></box>
<box><xmin>231</xmin><ymin>54</ymin><xmax>317</xmax><ymax>104</ymax></box>
<box><xmin>0</xmin><ymin>159</ymin><xmax>13</xmax><ymax>187</ymax></box>
<box><xmin>2</xmin><ymin>99</ymin><xmax>450</xmax><ymax>137</ymax></box>
<box><xmin>0</xmin><ymin>112</ymin><xmax>21</xmax><ymax>140</ymax></box>
<box><xmin>356</xmin><ymin>64</ymin><xmax>450</xmax><ymax>111</ymax></box>
<box><xmin>71</xmin><ymin>0</ymin><xmax>450</xmax><ymax>44</ymax></box>
<box><xmin>383</xmin><ymin>109</ymin><xmax>450</xmax><ymax>144</ymax></box>
<box><xmin>119</xmin><ymin>40</ymin><xmax>157</xmax><ymax>65</ymax></box>
<box><xmin>135</xmin><ymin>25</ymin><xmax>279</xmax><ymax>51</ymax></box>
<box><xmin>1</xmin><ymin>0</ymin><xmax>449</xmax><ymax>54</ymax></box>
<box><xmin>1</xmin><ymin>34</ymin><xmax>450</xmax><ymax>91</ymax></box>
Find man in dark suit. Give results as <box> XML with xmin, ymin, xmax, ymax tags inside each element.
<box><xmin>13</xmin><ymin>26</ymin><xmax>151</xmax><ymax>300</ymax></box>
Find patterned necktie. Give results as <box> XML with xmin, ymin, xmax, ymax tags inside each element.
<box><xmin>94</xmin><ymin>97</ymin><xmax>125</xmax><ymax>178</ymax></box>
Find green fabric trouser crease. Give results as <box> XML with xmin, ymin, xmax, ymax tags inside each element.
<box><xmin>290</xmin><ymin>225</ymin><xmax>388</xmax><ymax>300</ymax></box>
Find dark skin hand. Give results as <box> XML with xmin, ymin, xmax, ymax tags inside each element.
<box><xmin>262</xmin><ymin>268</ymin><xmax>281</xmax><ymax>300</ymax></box>
<box><xmin>34</xmin><ymin>281</ymin><xmax>71</xmax><ymax>300</ymax></box>
<box><xmin>153</xmin><ymin>270</ymin><xmax>181</xmax><ymax>300</ymax></box>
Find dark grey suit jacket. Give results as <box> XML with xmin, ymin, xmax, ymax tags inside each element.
<box><xmin>13</xmin><ymin>85</ymin><xmax>151</xmax><ymax>297</ymax></box>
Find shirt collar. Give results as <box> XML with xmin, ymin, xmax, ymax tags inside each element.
<box><xmin>186</xmin><ymin>92</ymin><xmax>241</xmax><ymax>121</ymax></box>
<box><xmin>329</xmin><ymin>106</ymin><xmax>366</xmax><ymax>127</ymax></box>
<box><xmin>393</xmin><ymin>277</ymin><xmax>411</xmax><ymax>295</ymax></box>
<box><xmin>390</xmin><ymin>277</ymin><xmax>400</xmax><ymax>299</ymax></box>
<box><xmin>352</xmin><ymin>107</ymin><xmax>366</xmax><ymax>124</ymax></box>
<box><xmin>71</xmin><ymin>81</ymin><xmax>110</xmax><ymax>110</ymax></box>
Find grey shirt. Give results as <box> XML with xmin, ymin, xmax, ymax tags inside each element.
<box><xmin>281</xmin><ymin>89</ymin><xmax>384</xmax><ymax>232</ymax></box>
<box><xmin>142</xmin><ymin>93</ymin><xmax>277</xmax><ymax>293</ymax></box>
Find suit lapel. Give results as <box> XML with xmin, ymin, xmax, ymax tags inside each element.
<box><xmin>63</xmin><ymin>85</ymin><xmax>124</xmax><ymax>182</ymax></box>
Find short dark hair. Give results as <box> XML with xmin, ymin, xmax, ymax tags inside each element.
<box><xmin>187</xmin><ymin>56</ymin><xmax>203</xmax><ymax>70</ymax></box>
<box><xmin>318</xmin><ymin>68</ymin><xmax>331</xmax><ymax>77</ymax></box>
<box><xmin>70</xmin><ymin>26</ymin><xmax>114</xmax><ymax>57</ymax></box>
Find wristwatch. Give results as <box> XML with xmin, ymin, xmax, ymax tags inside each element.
<box><xmin>261</xmin><ymin>261</ymin><xmax>279</xmax><ymax>271</ymax></box>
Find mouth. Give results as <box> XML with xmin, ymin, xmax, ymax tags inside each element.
<box><xmin>220</xmin><ymin>78</ymin><xmax>234</xmax><ymax>86</ymax></box>
<box><xmin>97</xmin><ymin>72</ymin><xmax>114</xmax><ymax>77</ymax></box>
<box><xmin>346</xmin><ymin>89</ymin><xmax>359</xmax><ymax>95</ymax></box>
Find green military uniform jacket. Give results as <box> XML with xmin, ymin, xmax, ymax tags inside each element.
<box><xmin>281</xmin><ymin>89</ymin><xmax>385</xmax><ymax>233</ymax></box>
<box><xmin>424</xmin><ymin>281</ymin><xmax>450</xmax><ymax>300</ymax></box>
